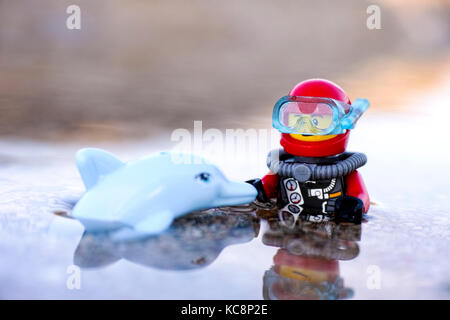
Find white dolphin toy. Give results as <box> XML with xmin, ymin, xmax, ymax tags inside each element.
<box><xmin>72</xmin><ymin>148</ymin><xmax>257</xmax><ymax>241</ymax></box>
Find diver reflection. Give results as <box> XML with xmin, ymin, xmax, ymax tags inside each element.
<box><xmin>73</xmin><ymin>206</ymin><xmax>260</xmax><ymax>270</ymax></box>
<box><xmin>262</xmin><ymin>218</ymin><xmax>361</xmax><ymax>300</ymax></box>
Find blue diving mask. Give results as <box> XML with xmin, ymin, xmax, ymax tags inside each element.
<box><xmin>272</xmin><ymin>96</ymin><xmax>369</xmax><ymax>135</ymax></box>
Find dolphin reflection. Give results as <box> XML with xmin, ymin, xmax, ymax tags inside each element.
<box><xmin>73</xmin><ymin>206</ymin><xmax>260</xmax><ymax>270</ymax></box>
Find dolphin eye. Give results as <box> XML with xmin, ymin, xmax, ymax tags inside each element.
<box><xmin>195</xmin><ymin>172</ymin><xmax>211</xmax><ymax>183</ymax></box>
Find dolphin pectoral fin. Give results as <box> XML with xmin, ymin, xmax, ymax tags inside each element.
<box><xmin>134</xmin><ymin>210</ymin><xmax>175</xmax><ymax>234</ymax></box>
<box><xmin>110</xmin><ymin>211</ymin><xmax>175</xmax><ymax>242</ymax></box>
<box><xmin>76</xmin><ymin>148</ymin><xmax>124</xmax><ymax>190</ymax></box>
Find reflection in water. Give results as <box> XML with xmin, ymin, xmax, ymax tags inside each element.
<box><xmin>64</xmin><ymin>199</ymin><xmax>364</xmax><ymax>299</ymax></box>
<box><xmin>261</xmin><ymin>216</ymin><xmax>361</xmax><ymax>300</ymax></box>
<box><xmin>73</xmin><ymin>206</ymin><xmax>260</xmax><ymax>270</ymax></box>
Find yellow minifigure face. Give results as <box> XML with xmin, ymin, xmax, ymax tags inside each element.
<box><xmin>286</xmin><ymin>113</ymin><xmax>337</xmax><ymax>141</ymax></box>
<box><xmin>278</xmin><ymin>265</ymin><xmax>330</xmax><ymax>283</ymax></box>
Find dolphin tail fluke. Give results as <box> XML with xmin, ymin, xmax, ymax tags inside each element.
<box><xmin>110</xmin><ymin>210</ymin><xmax>175</xmax><ymax>242</ymax></box>
<box><xmin>76</xmin><ymin>148</ymin><xmax>124</xmax><ymax>190</ymax></box>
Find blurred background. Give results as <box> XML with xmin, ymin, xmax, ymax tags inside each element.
<box><xmin>1</xmin><ymin>0</ymin><xmax>449</xmax><ymax>141</ymax></box>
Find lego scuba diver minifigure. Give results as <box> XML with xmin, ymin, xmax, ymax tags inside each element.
<box><xmin>248</xmin><ymin>79</ymin><xmax>370</xmax><ymax>224</ymax></box>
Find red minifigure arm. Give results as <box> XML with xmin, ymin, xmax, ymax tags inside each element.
<box><xmin>261</xmin><ymin>171</ymin><xmax>279</xmax><ymax>199</ymax></box>
<box><xmin>345</xmin><ymin>170</ymin><xmax>370</xmax><ymax>213</ymax></box>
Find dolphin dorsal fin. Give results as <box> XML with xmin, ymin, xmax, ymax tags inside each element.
<box><xmin>76</xmin><ymin>148</ymin><xmax>124</xmax><ymax>190</ymax></box>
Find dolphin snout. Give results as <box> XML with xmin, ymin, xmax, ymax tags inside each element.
<box><xmin>214</xmin><ymin>181</ymin><xmax>257</xmax><ymax>207</ymax></box>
